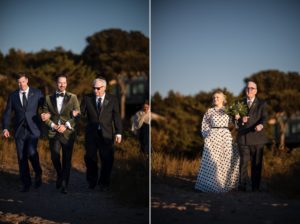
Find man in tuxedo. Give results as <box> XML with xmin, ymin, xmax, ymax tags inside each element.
<box><xmin>236</xmin><ymin>81</ymin><xmax>268</xmax><ymax>192</ymax></box>
<box><xmin>2</xmin><ymin>72</ymin><xmax>43</xmax><ymax>192</ymax></box>
<box><xmin>42</xmin><ymin>73</ymin><xmax>80</xmax><ymax>194</ymax></box>
<box><xmin>80</xmin><ymin>77</ymin><xmax>122</xmax><ymax>191</ymax></box>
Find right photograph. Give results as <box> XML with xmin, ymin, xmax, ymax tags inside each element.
<box><xmin>151</xmin><ymin>0</ymin><xmax>300</xmax><ymax>223</ymax></box>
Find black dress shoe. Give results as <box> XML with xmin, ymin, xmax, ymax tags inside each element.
<box><xmin>35</xmin><ymin>175</ymin><xmax>42</xmax><ymax>188</ymax></box>
<box><xmin>99</xmin><ymin>184</ymin><xmax>109</xmax><ymax>192</ymax></box>
<box><xmin>238</xmin><ymin>186</ymin><xmax>246</xmax><ymax>192</ymax></box>
<box><xmin>20</xmin><ymin>185</ymin><xmax>30</xmax><ymax>192</ymax></box>
<box><xmin>88</xmin><ymin>182</ymin><xmax>97</xmax><ymax>189</ymax></box>
<box><xmin>60</xmin><ymin>181</ymin><xmax>68</xmax><ymax>194</ymax></box>
<box><xmin>56</xmin><ymin>177</ymin><xmax>63</xmax><ymax>189</ymax></box>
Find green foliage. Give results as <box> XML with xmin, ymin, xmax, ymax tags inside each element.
<box><xmin>225</xmin><ymin>101</ymin><xmax>248</xmax><ymax>117</ymax></box>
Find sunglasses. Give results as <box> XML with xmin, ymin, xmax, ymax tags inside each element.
<box><xmin>93</xmin><ymin>86</ymin><xmax>104</xmax><ymax>90</ymax></box>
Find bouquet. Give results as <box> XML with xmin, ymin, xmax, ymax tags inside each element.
<box><xmin>224</xmin><ymin>101</ymin><xmax>248</xmax><ymax>117</ymax></box>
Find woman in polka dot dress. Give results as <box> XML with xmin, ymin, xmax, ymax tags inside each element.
<box><xmin>195</xmin><ymin>90</ymin><xmax>239</xmax><ymax>192</ymax></box>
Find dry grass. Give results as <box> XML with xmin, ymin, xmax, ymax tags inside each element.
<box><xmin>0</xmin><ymin>136</ymin><xmax>149</xmax><ymax>206</ymax></box>
<box><xmin>152</xmin><ymin>148</ymin><xmax>300</xmax><ymax>197</ymax></box>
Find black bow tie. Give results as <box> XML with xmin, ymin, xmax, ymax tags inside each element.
<box><xmin>56</xmin><ymin>93</ymin><xmax>65</xmax><ymax>97</ymax></box>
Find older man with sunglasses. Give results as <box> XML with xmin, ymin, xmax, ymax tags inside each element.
<box><xmin>80</xmin><ymin>77</ymin><xmax>122</xmax><ymax>191</ymax></box>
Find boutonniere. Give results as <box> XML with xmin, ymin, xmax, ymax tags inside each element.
<box><xmin>29</xmin><ymin>93</ymin><xmax>34</xmax><ymax>97</ymax></box>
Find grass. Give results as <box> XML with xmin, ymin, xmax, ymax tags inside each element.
<box><xmin>152</xmin><ymin>147</ymin><xmax>300</xmax><ymax>198</ymax></box>
<box><xmin>0</xmin><ymin>136</ymin><xmax>148</xmax><ymax>206</ymax></box>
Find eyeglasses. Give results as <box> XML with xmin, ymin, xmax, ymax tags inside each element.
<box><xmin>246</xmin><ymin>87</ymin><xmax>256</xmax><ymax>91</ymax></box>
<box><xmin>93</xmin><ymin>86</ymin><xmax>104</xmax><ymax>90</ymax></box>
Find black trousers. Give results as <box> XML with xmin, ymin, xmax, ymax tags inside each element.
<box><xmin>15</xmin><ymin>127</ymin><xmax>42</xmax><ymax>187</ymax></box>
<box><xmin>84</xmin><ymin>130</ymin><xmax>114</xmax><ymax>187</ymax></box>
<box><xmin>139</xmin><ymin>123</ymin><xmax>149</xmax><ymax>154</ymax></box>
<box><xmin>238</xmin><ymin>144</ymin><xmax>264</xmax><ymax>190</ymax></box>
<box><xmin>49</xmin><ymin>135</ymin><xmax>74</xmax><ymax>187</ymax></box>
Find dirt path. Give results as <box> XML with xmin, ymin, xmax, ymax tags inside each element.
<box><xmin>0</xmin><ymin>170</ymin><xmax>148</xmax><ymax>224</ymax></box>
<box><xmin>151</xmin><ymin>178</ymin><xmax>300</xmax><ymax>224</ymax></box>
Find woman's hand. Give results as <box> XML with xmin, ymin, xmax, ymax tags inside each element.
<box><xmin>235</xmin><ymin>114</ymin><xmax>241</xmax><ymax>120</ymax></box>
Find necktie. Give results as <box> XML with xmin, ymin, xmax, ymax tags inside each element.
<box><xmin>97</xmin><ymin>97</ymin><xmax>102</xmax><ymax>113</ymax></box>
<box><xmin>22</xmin><ymin>92</ymin><xmax>28</xmax><ymax>109</ymax></box>
<box><xmin>247</xmin><ymin>100</ymin><xmax>252</xmax><ymax>108</ymax></box>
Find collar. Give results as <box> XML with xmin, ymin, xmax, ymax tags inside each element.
<box><xmin>56</xmin><ymin>90</ymin><xmax>66</xmax><ymax>95</ymax></box>
<box><xmin>96</xmin><ymin>93</ymin><xmax>106</xmax><ymax>100</ymax></box>
<box><xmin>247</xmin><ymin>97</ymin><xmax>255</xmax><ymax>102</ymax></box>
<box><xmin>19</xmin><ymin>87</ymin><xmax>29</xmax><ymax>94</ymax></box>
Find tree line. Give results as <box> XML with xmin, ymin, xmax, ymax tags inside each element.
<box><xmin>0</xmin><ymin>29</ymin><xmax>149</xmax><ymax>125</ymax></box>
<box><xmin>151</xmin><ymin>70</ymin><xmax>300</xmax><ymax>157</ymax></box>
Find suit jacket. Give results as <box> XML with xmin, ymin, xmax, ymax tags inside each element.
<box><xmin>2</xmin><ymin>88</ymin><xmax>44</xmax><ymax>138</ymax></box>
<box><xmin>80</xmin><ymin>93</ymin><xmax>122</xmax><ymax>141</ymax></box>
<box><xmin>236</xmin><ymin>97</ymin><xmax>268</xmax><ymax>145</ymax></box>
<box><xmin>43</xmin><ymin>92</ymin><xmax>80</xmax><ymax>140</ymax></box>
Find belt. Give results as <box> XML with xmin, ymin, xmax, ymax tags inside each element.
<box><xmin>211</xmin><ymin>127</ymin><xmax>228</xmax><ymax>129</ymax></box>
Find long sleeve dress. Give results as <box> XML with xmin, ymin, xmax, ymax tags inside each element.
<box><xmin>195</xmin><ymin>107</ymin><xmax>239</xmax><ymax>192</ymax></box>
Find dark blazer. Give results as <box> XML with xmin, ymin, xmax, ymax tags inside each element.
<box><xmin>80</xmin><ymin>93</ymin><xmax>122</xmax><ymax>141</ymax></box>
<box><xmin>43</xmin><ymin>92</ymin><xmax>80</xmax><ymax>141</ymax></box>
<box><xmin>236</xmin><ymin>97</ymin><xmax>268</xmax><ymax>145</ymax></box>
<box><xmin>2</xmin><ymin>88</ymin><xmax>44</xmax><ymax>138</ymax></box>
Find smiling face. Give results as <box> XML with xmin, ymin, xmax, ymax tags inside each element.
<box><xmin>57</xmin><ymin>76</ymin><xmax>67</xmax><ymax>93</ymax></box>
<box><xmin>245</xmin><ymin>81</ymin><xmax>257</xmax><ymax>100</ymax></box>
<box><xmin>213</xmin><ymin>92</ymin><xmax>225</xmax><ymax>108</ymax></box>
<box><xmin>18</xmin><ymin>76</ymin><xmax>29</xmax><ymax>91</ymax></box>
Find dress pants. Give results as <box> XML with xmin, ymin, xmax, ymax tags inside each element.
<box><xmin>139</xmin><ymin>123</ymin><xmax>149</xmax><ymax>154</ymax></box>
<box><xmin>49</xmin><ymin>135</ymin><xmax>74</xmax><ymax>187</ymax></box>
<box><xmin>85</xmin><ymin>130</ymin><xmax>114</xmax><ymax>187</ymax></box>
<box><xmin>238</xmin><ymin>144</ymin><xmax>264</xmax><ymax>191</ymax></box>
<box><xmin>15</xmin><ymin>127</ymin><xmax>42</xmax><ymax>188</ymax></box>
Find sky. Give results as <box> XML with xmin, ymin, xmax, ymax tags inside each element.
<box><xmin>0</xmin><ymin>0</ymin><xmax>149</xmax><ymax>54</ymax></box>
<box><xmin>152</xmin><ymin>0</ymin><xmax>300</xmax><ymax>96</ymax></box>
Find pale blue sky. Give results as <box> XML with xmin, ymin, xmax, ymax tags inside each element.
<box><xmin>152</xmin><ymin>0</ymin><xmax>300</xmax><ymax>96</ymax></box>
<box><xmin>0</xmin><ymin>0</ymin><xmax>149</xmax><ymax>54</ymax></box>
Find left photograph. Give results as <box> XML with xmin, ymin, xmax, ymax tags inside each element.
<box><xmin>0</xmin><ymin>0</ymin><xmax>149</xmax><ymax>223</ymax></box>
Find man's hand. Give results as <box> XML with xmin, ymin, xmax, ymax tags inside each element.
<box><xmin>3</xmin><ymin>129</ymin><xmax>10</xmax><ymax>138</ymax></box>
<box><xmin>255</xmin><ymin>124</ymin><xmax>263</xmax><ymax>132</ymax></box>
<box><xmin>57</xmin><ymin>125</ymin><xmax>67</xmax><ymax>133</ymax></box>
<box><xmin>242</xmin><ymin>116</ymin><xmax>249</xmax><ymax>123</ymax></box>
<box><xmin>115</xmin><ymin>135</ymin><xmax>122</xmax><ymax>144</ymax></box>
<box><xmin>41</xmin><ymin>113</ymin><xmax>51</xmax><ymax>121</ymax></box>
<box><xmin>72</xmin><ymin>110</ymin><xmax>80</xmax><ymax>117</ymax></box>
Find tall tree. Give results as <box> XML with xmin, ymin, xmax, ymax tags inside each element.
<box><xmin>82</xmin><ymin>29</ymin><xmax>149</xmax><ymax>118</ymax></box>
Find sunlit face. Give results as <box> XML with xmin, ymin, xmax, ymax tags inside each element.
<box><xmin>57</xmin><ymin>77</ymin><xmax>67</xmax><ymax>92</ymax></box>
<box><xmin>18</xmin><ymin>76</ymin><xmax>29</xmax><ymax>91</ymax></box>
<box><xmin>213</xmin><ymin>93</ymin><xmax>224</xmax><ymax>107</ymax></box>
<box><xmin>93</xmin><ymin>80</ymin><xmax>106</xmax><ymax>97</ymax></box>
<box><xmin>245</xmin><ymin>81</ymin><xmax>257</xmax><ymax>100</ymax></box>
<box><xmin>143</xmin><ymin>103</ymin><xmax>150</xmax><ymax>112</ymax></box>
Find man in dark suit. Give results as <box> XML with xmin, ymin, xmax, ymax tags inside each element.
<box><xmin>236</xmin><ymin>81</ymin><xmax>268</xmax><ymax>192</ymax></box>
<box><xmin>80</xmin><ymin>77</ymin><xmax>122</xmax><ymax>191</ymax></box>
<box><xmin>2</xmin><ymin>72</ymin><xmax>43</xmax><ymax>192</ymax></box>
<box><xmin>42</xmin><ymin>73</ymin><xmax>80</xmax><ymax>194</ymax></box>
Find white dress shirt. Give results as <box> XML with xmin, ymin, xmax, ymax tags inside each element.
<box><xmin>19</xmin><ymin>87</ymin><xmax>29</xmax><ymax>107</ymax></box>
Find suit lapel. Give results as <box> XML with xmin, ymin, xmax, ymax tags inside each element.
<box><xmin>91</xmin><ymin>95</ymin><xmax>99</xmax><ymax>116</ymax></box>
<box><xmin>60</xmin><ymin>92</ymin><xmax>71</xmax><ymax>114</ymax></box>
<box><xmin>248</xmin><ymin>98</ymin><xmax>258</xmax><ymax>115</ymax></box>
<box><xmin>14</xmin><ymin>91</ymin><xmax>23</xmax><ymax>110</ymax></box>
<box><xmin>50</xmin><ymin>93</ymin><xmax>58</xmax><ymax>114</ymax></box>
<box><xmin>26</xmin><ymin>88</ymin><xmax>35</xmax><ymax>110</ymax></box>
<box><xmin>99</xmin><ymin>95</ymin><xmax>109</xmax><ymax>118</ymax></box>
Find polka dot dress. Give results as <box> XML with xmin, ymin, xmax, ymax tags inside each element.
<box><xmin>195</xmin><ymin>107</ymin><xmax>240</xmax><ymax>193</ymax></box>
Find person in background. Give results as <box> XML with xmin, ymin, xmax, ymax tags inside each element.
<box><xmin>131</xmin><ymin>100</ymin><xmax>150</xmax><ymax>154</ymax></box>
